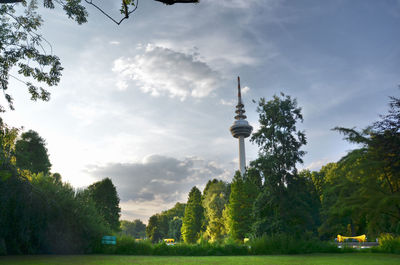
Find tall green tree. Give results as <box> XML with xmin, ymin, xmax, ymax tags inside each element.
<box><xmin>86</xmin><ymin>178</ymin><xmax>121</xmax><ymax>231</ymax></box>
<box><xmin>250</xmin><ymin>94</ymin><xmax>316</xmax><ymax>237</ymax></box>
<box><xmin>181</xmin><ymin>186</ymin><xmax>204</xmax><ymax>243</ymax></box>
<box><xmin>15</xmin><ymin>130</ymin><xmax>51</xmax><ymax>174</ymax></box>
<box><xmin>202</xmin><ymin>179</ymin><xmax>229</xmax><ymax>242</ymax></box>
<box><xmin>250</xmin><ymin>94</ymin><xmax>306</xmax><ymax>185</ymax></box>
<box><xmin>224</xmin><ymin>171</ymin><xmax>258</xmax><ymax>241</ymax></box>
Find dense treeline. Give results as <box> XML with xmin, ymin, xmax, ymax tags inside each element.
<box><xmin>318</xmin><ymin>95</ymin><xmax>400</xmax><ymax>238</ymax></box>
<box><xmin>146</xmin><ymin>203</ymin><xmax>186</xmax><ymax>243</ymax></box>
<box><xmin>148</xmin><ymin>93</ymin><xmax>399</xmax><ymax>244</ymax></box>
<box><xmin>0</xmin><ymin>121</ymin><xmax>121</xmax><ymax>254</ymax></box>
<box><xmin>1</xmin><ymin>92</ymin><xmax>398</xmax><ymax>254</ymax></box>
<box><xmin>120</xmin><ymin>220</ymin><xmax>146</xmax><ymax>239</ymax></box>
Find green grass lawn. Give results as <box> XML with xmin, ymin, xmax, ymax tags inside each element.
<box><xmin>0</xmin><ymin>253</ymin><xmax>399</xmax><ymax>265</ymax></box>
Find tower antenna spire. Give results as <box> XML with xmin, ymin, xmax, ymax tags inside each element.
<box><xmin>234</xmin><ymin>76</ymin><xmax>246</xmax><ymax>120</ymax></box>
<box><xmin>238</xmin><ymin>76</ymin><xmax>242</xmax><ymax>104</ymax></box>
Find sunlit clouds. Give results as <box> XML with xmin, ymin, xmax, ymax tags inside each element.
<box><xmin>112</xmin><ymin>44</ymin><xmax>220</xmax><ymax>100</ymax></box>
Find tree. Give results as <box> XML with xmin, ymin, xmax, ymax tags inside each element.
<box><xmin>0</xmin><ymin>0</ymin><xmax>198</xmax><ymax>111</ymax></box>
<box><xmin>162</xmin><ymin>202</ymin><xmax>186</xmax><ymax>220</ymax></box>
<box><xmin>51</xmin><ymin>172</ymin><xmax>62</xmax><ymax>183</ymax></box>
<box><xmin>317</xmin><ymin>158</ymin><xmax>368</xmax><ymax>238</ymax></box>
<box><xmin>0</xmin><ymin>119</ymin><xmax>109</xmax><ymax>254</ymax></box>
<box><xmin>181</xmin><ymin>186</ymin><xmax>203</xmax><ymax>243</ymax></box>
<box><xmin>250</xmin><ymin>94</ymin><xmax>316</xmax><ymax>237</ymax></box>
<box><xmin>202</xmin><ymin>179</ymin><xmax>229</xmax><ymax>242</ymax></box>
<box><xmin>145</xmin><ymin>202</ymin><xmax>186</xmax><ymax>242</ymax></box>
<box><xmin>296</xmin><ymin>170</ymin><xmax>322</xmax><ymax>233</ymax></box>
<box><xmin>86</xmin><ymin>178</ymin><xmax>121</xmax><ymax>231</ymax></box>
<box><xmin>0</xmin><ymin>118</ymin><xmax>19</xmax><ymax>168</ymax></box>
<box><xmin>146</xmin><ymin>214</ymin><xmax>163</xmax><ymax>243</ymax></box>
<box><xmin>330</xmin><ymin>94</ymin><xmax>400</xmax><ymax>235</ymax></box>
<box><xmin>0</xmin><ymin>119</ymin><xmax>28</xmax><ymax>254</ymax></box>
<box><xmin>162</xmin><ymin>202</ymin><xmax>185</xmax><ymax>240</ymax></box>
<box><xmin>15</xmin><ymin>130</ymin><xmax>51</xmax><ymax>174</ymax></box>
<box><xmin>34</xmin><ymin>173</ymin><xmax>109</xmax><ymax>254</ymax></box>
<box><xmin>224</xmin><ymin>171</ymin><xmax>258</xmax><ymax>241</ymax></box>
<box><xmin>0</xmin><ymin>1</ymin><xmax>62</xmax><ymax>111</ymax></box>
<box><xmin>250</xmin><ymin>93</ymin><xmax>306</xmax><ymax>186</ymax></box>
<box><xmin>246</xmin><ymin>167</ymin><xmax>262</xmax><ymax>191</ymax></box>
<box><xmin>120</xmin><ymin>219</ymin><xmax>146</xmax><ymax>238</ymax></box>
<box><xmin>168</xmin><ymin>216</ymin><xmax>183</xmax><ymax>241</ymax></box>
<box><xmin>0</xmin><ymin>0</ymin><xmax>199</xmax><ymax>25</ymax></box>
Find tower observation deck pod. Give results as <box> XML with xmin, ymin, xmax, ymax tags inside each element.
<box><xmin>230</xmin><ymin>77</ymin><xmax>253</xmax><ymax>175</ymax></box>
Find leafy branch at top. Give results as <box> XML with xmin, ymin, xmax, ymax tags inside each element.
<box><xmin>0</xmin><ymin>0</ymin><xmax>199</xmax><ymax>111</ymax></box>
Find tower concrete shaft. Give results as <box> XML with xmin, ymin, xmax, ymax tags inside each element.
<box><xmin>229</xmin><ymin>76</ymin><xmax>253</xmax><ymax>175</ymax></box>
<box><xmin>238</xmin><ymin>136</ymin><xmax>246</xmax><ymax>175</ymax></box>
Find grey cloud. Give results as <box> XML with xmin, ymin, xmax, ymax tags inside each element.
<box><xmin>87</xmin><ymin>155</ymin><xmax>225</xmax><ymax>203</ymax></box>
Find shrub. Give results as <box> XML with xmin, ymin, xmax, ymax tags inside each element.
<box><xmin>95</xmin><ymin>236</ymin><xmax>152</xmax><ymax>255</ymax></box>
<box><xmin>0</xmin><ymin>238</ymin><xmax>6</xmax><ymax>255</ymax></box>
<box><xmin>375</xmin><ymin>234</ymin><xmax>400</xmax><ymax>254</ymax></box>
<box><xmin>249</xmin><ymin>234</ymin><xmax>340</xmax><ymax>255</ymax></box>
<box><xmin>151</xmin><ymin>241</ymin><xmax>248</xmax><ymax>256</ymax></box>
<box><xmin>94</xmin><ymin>234</ymin><xmax>347</xmax><ymax>256</ymax></box>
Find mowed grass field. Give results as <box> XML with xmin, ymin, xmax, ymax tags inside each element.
<box><xmin>0</xmin><ymin>253</ymin><xmax>400</xmax><ymax>265</ymax></box>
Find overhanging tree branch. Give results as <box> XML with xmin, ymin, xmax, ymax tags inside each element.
<box><xmin>0</xmin><ymin>0</ymin><xmax>200</xmax><ymax>111</ymax></box>
<box><xmin>0</xmin><ymin>0</ymin><xmax>23</xmax><ymax>3</ymax></box>
<box><xmin>0</xmin><ymin>0</ymin><xmax>199</xmax><ymax>25</ymax></box>
<box><xmin>155</xmin><ymin>0</ymin><xmax>199</xmax><ymax>4</ymax></box>
<box><xmin>83</xmin><ymin>0</ymin><xmax>139</xmax><ymax>25</ymax></box>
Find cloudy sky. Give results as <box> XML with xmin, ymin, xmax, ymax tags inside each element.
<box><xmin>3</xmin><ymin>0</ymin><xmax>400</xmax><ymax>222</ymax></box>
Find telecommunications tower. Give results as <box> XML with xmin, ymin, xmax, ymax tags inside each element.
<box><xmin>230</xmin><ymin>77</ymin><xmax>253</xmax><ymax>175</ymax></box>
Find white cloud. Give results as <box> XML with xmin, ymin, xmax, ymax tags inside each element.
<box><xmin>109</xmin><ymin>41</ymin><xmax>120</xmax><ymax>45</ymax></box>
<box><xmin>242</xmin><ymin>86</ymin><xmax>250</xmax><ymax>94</ymax></box>
<box><xmin>112</xmin><ymin>44</ymin><xmax>220</xmax><ymax>100</ymax></box>
<box><xmin>220</xmin><ymin>99</ymin><xmax>235</xmax><ymax>106</ymax></box>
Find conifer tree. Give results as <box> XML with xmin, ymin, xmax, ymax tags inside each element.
<box><xmin>202</xmin><ymin>179</ymin><xmax>229</xmax><ymax>242</ymax></box>
<box><xmin>181</xmin><ymin>186</ymin><xmax>204</xmax><ymax>243</ymax></box>
<box><xmin>224</xmin><ymin>171</ymin><xmax>258</xmax><ymax>241</ymax></box>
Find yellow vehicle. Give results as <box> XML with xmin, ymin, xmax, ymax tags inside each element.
<box><xmin>163</xmin><ymin>238</ymin><xmax>175</xmax><ymax>245</ymax></box>
<box><xmin>337</xmin><ymin>234</ymin><xmax>366</xmax><ymax>243</ymax></box>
